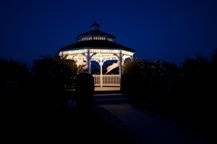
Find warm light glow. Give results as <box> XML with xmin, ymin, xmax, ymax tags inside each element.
<box><xmin>61</xmin><ymin>49</ymin><xmax>87</xmax><ymax>55</ymax></box>
<box><xmin>59</xmin><ymin>48</ymin><xmax>135</xmax><ymax>84</ymax></box>
<box><xmin>91</xmin><ymin>53</ymin><xmax>118</xmax><ymax>61</ymax></box>
<box><xmin>59</xmin><ymin>49</ymin><xmax>134</xmax><ymax>65</ymax></box>
<box><xmin>90</xmin><ymin>49</ymin><xmax>120</xmax><ymax>54</ymax></box>
<box><xmin>122</xmin><ymin>55</ymin><xmax>132</xmax><ymax>60</ymax></box>
<box><xmin>59</xmin><ymin>24</ymin><xmax>135</xmax><ymax>90</ymax></box>
<box><xmin>107</xmin><ymin>38</ymin><xmax>113</xmax><ymax>41</ymax></box>
<box><xmin>79</xmin><ymin>36</ymin><xmax>108</xmax><ymax>41</ymax></box>
<box><xmin>93</xmin><ymin>75</ymin><xmax>120</xmax><ymax>87</ymax></box>
<box><xmin>60</xmin><ymin>49</ymin><xmax>134</xmax><ymax>55</ymax></box>
<box><xmin>122</xmin><ymin>50</ymin><xmax>134</xmax><ymax>56</ymax></box>
<box><xmin>65</xmin><ymin>54</ymin><xmax>87</xmax><ymax>66</ymax></box>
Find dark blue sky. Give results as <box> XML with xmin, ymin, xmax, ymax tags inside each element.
<box><xmin>0</xmin><ymin>0</ymin><xmax>217</xmax><ymax>64</ymax></box>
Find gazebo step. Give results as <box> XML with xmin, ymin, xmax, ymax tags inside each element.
<box><xmin>94</xmin><ymin>87</ymin><xmax>120</xmax><ymax>92</ymax></box>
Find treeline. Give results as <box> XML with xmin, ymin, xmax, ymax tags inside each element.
<box><xmin>0</xmin><ymin>57</ymin><xmax>78</xmax><ymax>118</ymax></box>
<box><xmin>0</xmin><ymin>57</ymin><xmax>127</xmax><ymax>143</ymax></box>
<box><xmin>122</xmin><ymin>51</ymin><xmax>217</xmax><ymax>137</ymax></box>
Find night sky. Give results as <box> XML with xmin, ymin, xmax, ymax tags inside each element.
<box><xmin>0</xmin><ymin>0</ymin><xmax>217</xmax><ymax>64</ymax></box>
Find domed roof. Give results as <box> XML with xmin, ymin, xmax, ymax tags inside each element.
<box><xmin>60</xmin><ymin>22</ymin><xmax>135</xmax><ymax>52</ymax></box>
<box><xmin>76</xmin><ymin>22</ymin><xmax>116</xmax><ymax>42</ymax></box>
<box><xmin>61</xmin><ymin>40</ymin><xmax>135</xmax><ymax>52</ymax></box>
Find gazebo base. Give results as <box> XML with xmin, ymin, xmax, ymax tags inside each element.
<box><xmin>94</xmin><ymin>87</ymin><xmax>120</xmax><ymax>91</ymax></box>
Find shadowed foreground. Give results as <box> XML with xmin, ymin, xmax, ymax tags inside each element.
<box><xmin>102</xmin><ymin>103</ymin><xmax>208</xmax><ymax>144</ymax></box>
<box><xmin>1</xmin><ymin>72</ymin><xmax>130</xmax><ymax>143</ymax></box>
<box><xmin>0</xmin><ymin>57</ymin><xmax>212</xmax><ymax>143</ymax></box>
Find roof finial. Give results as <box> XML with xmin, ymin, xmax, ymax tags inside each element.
<box><xmin>90</xmin><ymin>21</ymin><xmax>100</xmax><ymax>31</ymax></box>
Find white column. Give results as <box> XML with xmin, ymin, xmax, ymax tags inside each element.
<box><xmin>99</xmin><ymin>60</ymin><xmax>104</xmax><ymax>88</ymax></box>
<box><xmin>87</xmin><ymin>49</ymin><xmax>91</xmax><ymax>74</ymax></box>
<box><xmin>119</xmin><ymin>50</ymin><xmax>122</xmax><ymax>76</ymax></box>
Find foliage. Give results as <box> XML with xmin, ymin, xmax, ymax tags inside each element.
<box><xmin>122</xmin><ymin>53</ymin><xmax>217</xmax><ymax>135</ymax></box>
<box><xmin>31</xmin><ymin>57</ymin><xmax>78</xmax><ymax>113</ymax></box>
<box><xmin>0</xmin><ymin>59</ymin><xmax>31</xmax><ymax>114</ymax></box>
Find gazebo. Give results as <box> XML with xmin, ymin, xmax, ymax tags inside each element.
<box><xmin>59</xmin><ymin>22</ymin><xmax>135</xmax><ymax>91</ymax></box>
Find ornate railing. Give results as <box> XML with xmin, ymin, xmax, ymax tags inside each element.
<box><xmin>93</xmin><ymin>75</ymin><xmax>120</xmax><ymax>87</ymax></box>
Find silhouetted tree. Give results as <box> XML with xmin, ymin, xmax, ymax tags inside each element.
<box><xmin>31</xmin><ymin>57</ymin><xmax>77</xmax><ymax>115</ymax></box>
<box><xmin>0</xmin><ymin>59</ymin><xmax>31</xmax><ymax>115</ymax></box>
<box><xmin>122</xmin><ymin>54</ymin><xmax>216</xmax><ymax>139</ymax></box>
<box><xmin>75</xmin><ymin>73</ymin><xmax>94</xmax><ymax>111</ymax></box>
<box><xmin>122</xmin><ymin>60</ymin><xmax>179</xmax><ymax>111</ymax></box>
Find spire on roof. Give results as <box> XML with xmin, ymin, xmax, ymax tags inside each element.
<box><xmin>90</xmin><ymin>21</ymin><xmax>100</xmax><ymax>31</ymax></box>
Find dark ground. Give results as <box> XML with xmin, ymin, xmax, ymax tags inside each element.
<box><xmin>1</xmin><ymin>94</ymin><xmax>209</xmax><ymax>144</ymax></box>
